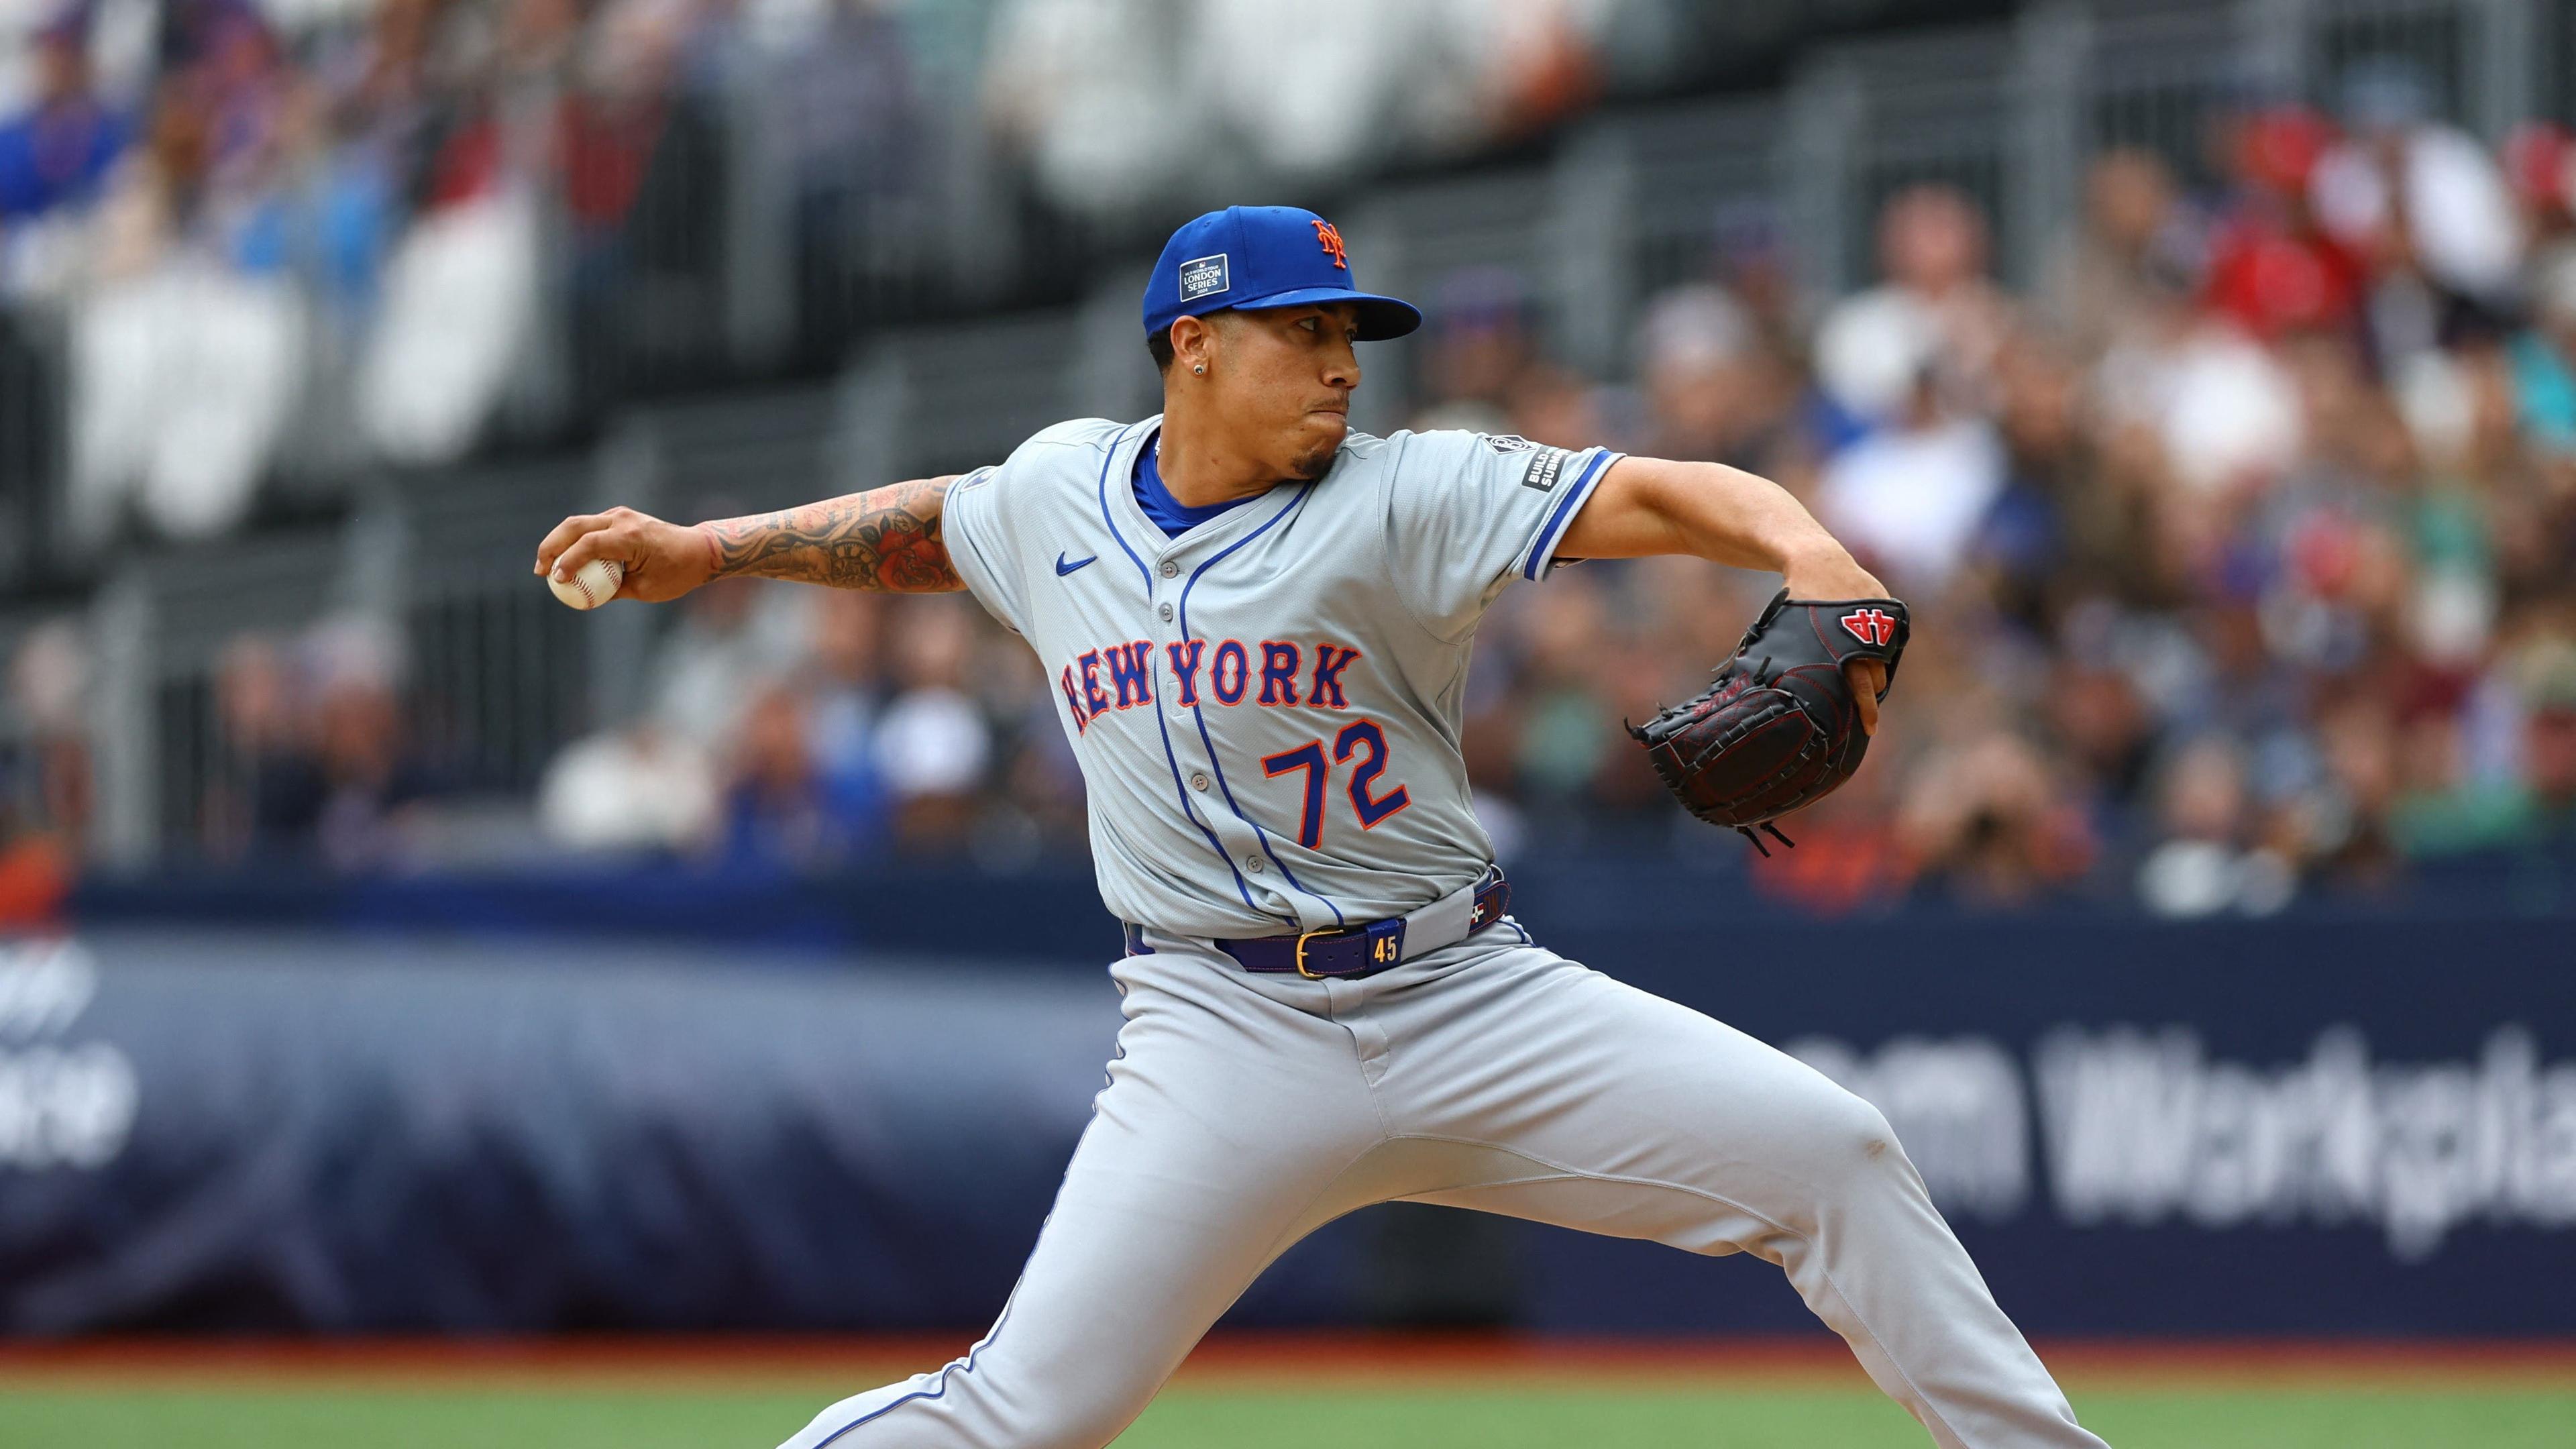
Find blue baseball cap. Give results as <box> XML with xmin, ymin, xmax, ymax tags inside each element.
<box><xmin>1143</xmin><ymin>205</ymin><xmax>1421</xmax><ymax>342</ymax></box>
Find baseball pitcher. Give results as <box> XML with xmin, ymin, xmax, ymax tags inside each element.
<box><xmin>534</xmin><ymin>205</ymin><xmax>2108</xmax><ymax>1449</ymax></box>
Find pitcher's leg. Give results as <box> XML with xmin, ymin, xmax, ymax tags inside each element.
<box><xmin>1379</xmin><ymin>941</ymin><xmax>2104</xmax><ymax>1449</ymax></box>
<box><xmin>780</xmin><ymin>950</ymin><xmax>1385</xmax><ymax>1449</ymax></box>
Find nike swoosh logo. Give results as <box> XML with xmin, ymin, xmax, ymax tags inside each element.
<box><xmin>1055</xmin><ymin>553</ymin><xmax>1097</xmax><ymax>576</ymax></box>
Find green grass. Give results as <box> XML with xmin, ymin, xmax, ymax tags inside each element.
<box><xmin>4</xmin><ymin>1383</ymin><xmax>2573</xmax><ymax>1448</ymax></box>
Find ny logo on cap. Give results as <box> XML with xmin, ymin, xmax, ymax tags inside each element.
<box><xmin>1311</xmin><ymin>220</ymin><xmax>1348</xmax><ymax>270</ymax></box>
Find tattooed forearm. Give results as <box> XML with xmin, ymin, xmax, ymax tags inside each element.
<box><xmin>699</xmin><ymin>476</ymin><xmax>965</xmax><ymax>592</ymax></box>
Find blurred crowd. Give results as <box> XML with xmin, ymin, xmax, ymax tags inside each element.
<box><xmin>1428</xmin><ymin>85</ymin><xmax>2576</xmax><ymax>913</ymax></box>
<box><xmin>0</xmin><ymin>0</ymin><xmax>1632</xmax><ymax>555</ymax></box>
<box><xmin>535</xmin><ymin>583</ymin><xmax>1087</xmax><ymax>872</ymax></box>
<box><xmin>8</xmin><ymin>9</ymin><xmax>2576</xmax><ymax>916</ymax></box>
<box><xmin>415</xmin><ymin>77</ymin><xmax>2576</xmax><ymax>913</ymax></box>
<box><xmin>0</xmin><ymin>0</ymin><xmax>935</xmax><ymax>547</ymax></box>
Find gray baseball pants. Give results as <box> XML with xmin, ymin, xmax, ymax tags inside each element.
<box><xmin>780</xmin><ymin>925</ymin><xmax>2107</xmax><ymax>1449</ymax></box>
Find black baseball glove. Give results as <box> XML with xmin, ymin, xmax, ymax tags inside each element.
<box><xmin>1628</xmin><ymin>588</ymin><xmax>1909</xmax><ymax>853</ymax></box>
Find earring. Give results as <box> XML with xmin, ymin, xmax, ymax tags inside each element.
<box><xmin>1193</xmin><ymin>364</ymin><xmax>1205</xmax><ymax>375</ymax></box>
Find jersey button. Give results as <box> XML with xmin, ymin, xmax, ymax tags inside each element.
<box><xmin>1244</xmin><ymin>856</ymin><xmax>1266</xmax><ymax>873</ymax></box>
<box><xmin>1159</xmin><ymin>602</ymin><xmax>1174</xmax><ymax>621</ymax></box>
<box><xmin>1190</xmin><ymin>772</ymin><xmax>1209</xmax><ymax>792</ymax></box>
<box><xmin>1159</xmin><ymin>560</ymin><xmax>1179</xmax><ymax>579</ymax></box>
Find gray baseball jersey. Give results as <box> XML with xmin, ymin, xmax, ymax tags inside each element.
<box><xmin>941</xmin><ymin>415</ymin><xmax>1616</xmax><ymax>937</ymax></box>
<box><xmin>773</xmin><ymin>412</ymin><xmax>2108</xmax><ymax>1449</ymax></box>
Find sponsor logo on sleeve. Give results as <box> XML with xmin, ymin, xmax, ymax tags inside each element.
<box><xmin>1177</xmin><ymin>254</ymin><xmax>1230</xmax><ymax>302</ymax></box>
<box><xmin>1519</xmin><ymin>447</ymin><xmax>1572</xmax><ymax>492</ymax></box>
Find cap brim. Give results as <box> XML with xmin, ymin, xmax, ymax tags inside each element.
<box><xmin>1232</xmin><ymin>286</ymin><xmax>1423</xmax><ymax>341</ymax></box>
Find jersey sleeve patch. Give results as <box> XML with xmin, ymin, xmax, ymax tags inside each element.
<box><xmin>1519</xmin><ymin>448</ymin><xmax>1616</xmax><ymax>580</ymax></box>
<box><xmin>1519</xmin><ymin>447</ymin><xmax>1572</xmax><ymax>492</ymax></box>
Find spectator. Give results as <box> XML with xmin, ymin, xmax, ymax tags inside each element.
<box><xmin>714</xmin><ymin>680</ymin><xmax>878</xmax><ymax>869</ymax></box>
<box><xmin>767</xmin><ymin>0</ymin><xmax>924</xmax><ymax>365</ymax></box>
<box><xmin>2041</xmin><ymin>148</ymin><xmax>2194</xmax><ymax>362</ymax></box>
<box><xmin>5</xmin><ymin>617</ymin><xmax>92</xmax><ymax>851</ymax></box>
<box><xmin>2135</xmin><ymin>735</ymin><xmax>2292</xmax><ymax>916</ymax></box>
<box><xmin>1632</xmin><ymin>282</ymin><xmax>1755</xmax><ymax>464</ymax></box>
<box><xmin>204</xmin><ymin>633</ymin><xmax>326</xmax><ymax>859</ymax></box>
<box><xmin>2511</xmin><ymin>250</ymin><xmax>2576</xmax><ymax>458</ymax></box>
<box><xmin>649</xmin><ymin>576</ymin><xmax>814</xmax><ymax>749</ymax></box>
<box><xmin>2310</xmin><ymin>60</ymin><xmax>2523</xmax><ymax>330</ymax></box>
<box><xmin>1501</xmin><ymin>570</ymin><xmax>1614</xmax><ymax>826</ymax></box>
<box><xmin>2502</xmin><ymin>121</ymin><xmax>2576</xmax><ymax>267</ymax></box>
<box><xmin>1412</xmin><ymin>268</ymin><xmax>1535</xmax><ymax>435</ymax></box>
<box><xmin>2143</xmin><ymin>311</ymin><xmax>2307</xmax><ymax>499</ymax></box>
<box><xmin>873</xmin><ymin>594</ymin><xmax>991</xmax><ymax>853</ymax></box>
<box><xmin>806</xmin><ymin>589</ymin><xmax>890</xmax><ymax>791</ymax></box>
<box><xmin>1813</xmin><ymin>183</ymin><xmax>2013</xmax><ymax>427</ymax></box>
<box><xmin>200</xmin><ymin>617</ymin><xmax>447</xmax><ymax>870</ymax></box>
<box><xmin>537</xmin><ymin>722</ymin><xmax>717</xmax><ymax>855</ymax></box>
<box><xmin>59</xmin><ymin>5</ymin><xmax>309</xmax><ymax>548</ymax></box>
<box><xmin>561</xmin><ymin>0</ymin><xmax>732</xmax><ymax>398</ymax></box>
<box><xmin>0</xmin><ymin>621</ymin><xmax>87</xmax><ymax>925</ymax></box>
<box><xmin>0</xmin><ymin>786</ymin><xmax>70</xmax><ymax>926</ymax></box>
<box><xmin>1814</xmin><ymin>365</ymin><xmax>2005</xmax><ymax>594</ymax></box>
<box><xmin>2045</xmin><ymin>651</ymin><xmax>2157</xmax><ymax>835</ymax></box>
<box><xmin>981</xmin><ymin>0</ymin><xmax>1184</xmax><ymax>218</ymax></box>
<box><xmin>2202</xmin><ymin>105</ymin><xmax>2367</xmax><ymax>343</ymax></box>
<box><xmin>356</xmin><ymin>0</ymin><xmax>557</xmax><ymax>462</ymax></box>
<box><xmin>305</xmin><ymin>613</ymin><xmax>443</xmax><ymax>870</ymax></box>
<box><xmin>1502</xmin><ymin>360</ymin><xmax>1607</xmax><ymax>454</ymax></box>
<box><xmin>2397</xmin><ymin>638</ymin><xmax>2576</xmax><ymax>857</ymax></box>
<box><xmin>0</xmin><ymin>10</ymin><xmax>129</xmax><ymax>254</ymax></box>
<box><xmin>1901</xmin><ymin>733</ymin><xmax>2095</xmax><ymax>910</ymax></box>
<box><xmin>2506</xmin><ymin>650</ymin><xmax>2576</xmax><ymax>851</ymax></box>
<box><xmin>1706</xmin><ymin>199</ymin><xmax>1804</xmax><ymax>361</ymax></box>
<box><xmin>1978</xmin><ymin>332</ymin><xmax>2159</xmax><ymax>622</ymax></box>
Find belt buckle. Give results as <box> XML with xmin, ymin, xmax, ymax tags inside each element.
<box><xmin>1295</xmin><ymin>920</ymin><xmax>1404</xmax><ymax>979</ymax></box>
<box><xmin>1293</xmin><ymin>926</ymin><xmax>1349</xmax><ymax>979</ymax></box>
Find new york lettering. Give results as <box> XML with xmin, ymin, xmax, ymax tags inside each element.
<box><xmin>1058</xmin><ymin>637</ymin><xmax>1364</xmax><ymax>733</ymax></box>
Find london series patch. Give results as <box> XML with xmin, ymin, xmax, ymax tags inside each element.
<box><xmin>1177</xmin><ymin>254</ymin><xmax>1230</xmax><ymax>302</ymax></box>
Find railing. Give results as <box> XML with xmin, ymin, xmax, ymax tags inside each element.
<box><xmin>2556</xmin><ymin>0</ymin><xmax>2576</xmax><ymax>123</ymax></box>
<box><xmin>1613</xmin><ymin>98</ymin><xmax>1784</xmax><ymax>351</ymax></box>
<box><xmin>0</xmin><ymin>606</ymin><xmax>54</xmax><ymax>837</ymax></box>
<box><xmin>0</xmin><ymin>310</ymin><xmax>64</xmax><ymax>592</ymax></box>
<box><xmin>2079</xmin><ymin>0</ymin><xmax>2256</xmax><ymax>191</ymax></box>
<box><xmin>390</xmin><ymin>461</ymin><xmax>604</xmax><ymax>799</ymax></box>
<box><xmin>95</xmin><ymin>528</ymin><xmax>347</xmax><ymax>863</ymax></box>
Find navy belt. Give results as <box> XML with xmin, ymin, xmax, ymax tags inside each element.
<box><xmin>1122</xmin><ymin>869</ymin><xmax>1511</xmax><ymax>980</ymax></box>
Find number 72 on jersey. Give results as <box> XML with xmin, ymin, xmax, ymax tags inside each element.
<box><xmin>1260</xmin><ymin>720</ymin><xmax>1411</xmax><ymax>849</ymax></box>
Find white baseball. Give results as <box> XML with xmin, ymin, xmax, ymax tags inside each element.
<box><xmin>547</xmin><ymin>557</ymin><xmax>624</xmax><ymax>610</ymax></box>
